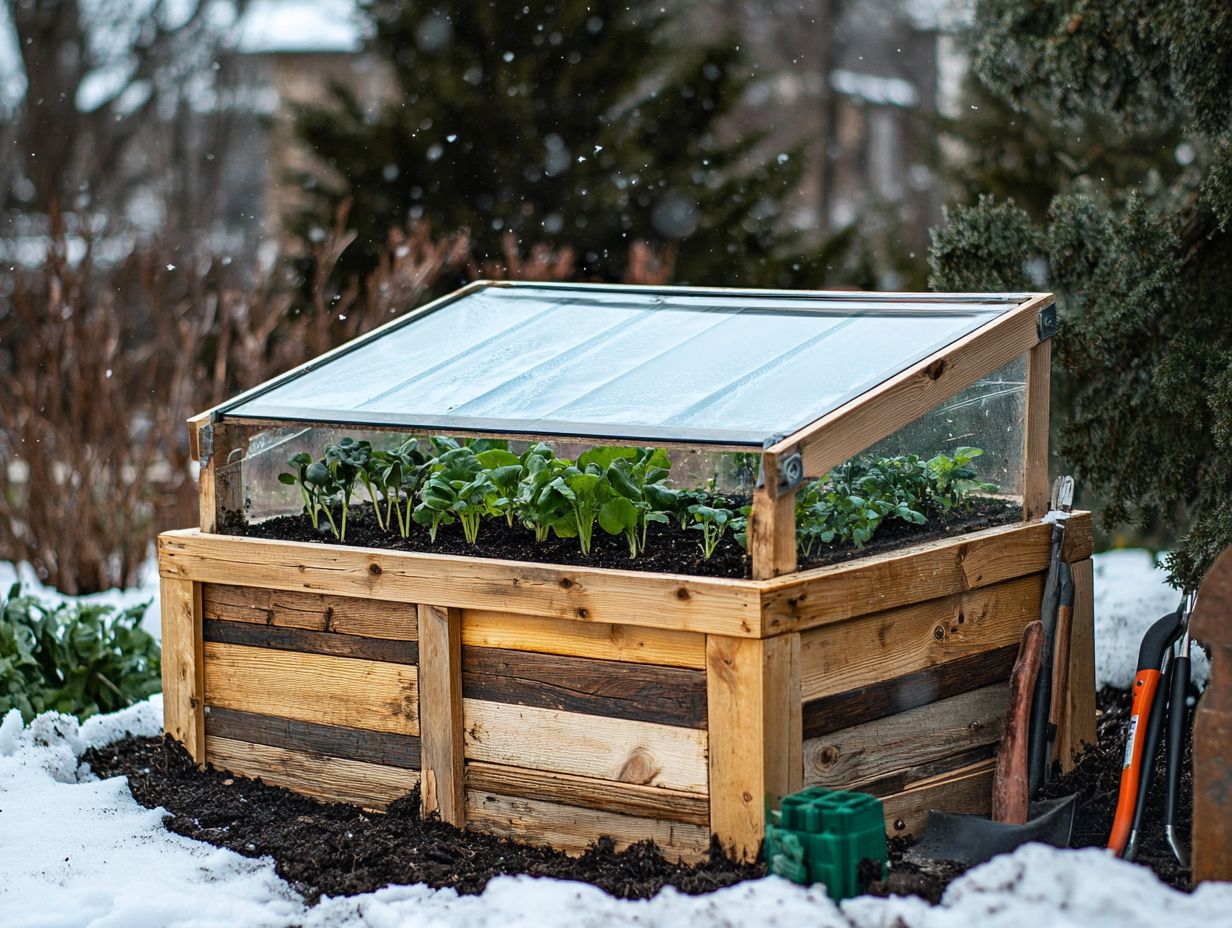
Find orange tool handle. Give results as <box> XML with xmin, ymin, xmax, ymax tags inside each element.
<box><xmin>1107</xmin><ymin>668</ymin><xmax>1162</xmax><ymax>856</ymax></box>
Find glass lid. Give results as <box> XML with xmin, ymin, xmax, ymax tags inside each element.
<box><xmin>222</xmin><ymin>283</ymin><xmax>1030</xmax><ymax>446</ymax></box>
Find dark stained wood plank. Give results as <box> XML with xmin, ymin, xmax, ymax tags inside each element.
<box><xmin>204</xmin><ymin>618</ymin><xmax>418</xmax><ymax>665</ymax></box>
<box><xmin>802</xmin><ymin>644</ymin><xmax>1018</xmax><ymax>739</ymax></box>
<box><xmin>206</xmin><ymin>706</ymin><xmax>421</xmax><ymax>770</ymax></box>
<box><xmin>202</xmin><ymin>584</ymin><xmax>418</xmax><ymax>641</ymax></box>
<box><xmin>461</xmin><ymin>646</ymin><xmax>707</xmax><ymax>730</ymax></box>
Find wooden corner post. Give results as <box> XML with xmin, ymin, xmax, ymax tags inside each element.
<box><xmin>161</xmin><ymin>577</ymin><xmax>205</xmax><ymax>764</ymax></box>
<box><xmin>750</xmin><ymin>446</ymin><xmax>798</xmax><ymax>581</ymax></box>
<box><xmin>1191</xmin><ymin>546</ymin><xmax>1232</xmax><ymax>885</ymax></box>
<box><xmin>1023</xmin><ymin>341</ymin><xmax>1052</xmax><ymax>520</ymax></box>
<box><xmin>193</xmin><ymin>418</ymin><xmax>248</xmax><ymax>533</ymax></box>
<box><xmin>418</xmin><ymin>603</ymin><xmax>466</xmax><ymax>827</ymax></box>
<box><xmin>706</xmin><ymin>633</ymin><xmax>802</xmax><ymax>861</ymax></box>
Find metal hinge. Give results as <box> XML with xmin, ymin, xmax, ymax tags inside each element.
<box><xmin>757</xmin><ymin>435</ymin><xmax>804</xmax><ymax>496</ymax></box>
<box><xmin>1037</xmin><ymin>305</ymin><xmax>1060</xmax><ymax>341</ymax></box>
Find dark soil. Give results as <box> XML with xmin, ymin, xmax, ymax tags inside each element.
<box><xmin>226</xmin><ymin>498</ymin><xmax>1021</xmax><ymax>579</ymax></box>
<box><xmin>86</xmin><ymin>687</ymin><xmax>1194</xmax><ymax>907</ymax></box>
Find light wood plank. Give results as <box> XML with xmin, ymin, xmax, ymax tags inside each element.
<box><xmin>160</xmin><ymin>529</ymin><xmax>763</xmax><ymax>637</ymax></box>
<box><xmin>462</xmin><ymin>699</ymin><xmax>708</xmax><ymax>794</ymax></box>
<box><xmin>749</xmin><ymin>485</ymin><xmax>798</xmax><ymax>580</ymax></box>
<box><xmin>418</xmin><ymin>604</ymin><xmax>465</xmax><ymax>826</ymax></box>
<box><xmin>204</xmin><ymin>641</ymin><xmax>419</xmax><ymax>736</ymax></box>
<box><xmin>203</xmin><ymin>584</ymin><xmax>419</xmax><ymax>640</ymax></box>
<box><xmin>160</xmin><ymin>578</ymin><xmax>204</xmax><ymax>764</ymax></box>
<box><xmin>1059</xmin><ymin>557</ymin><xmax>1096</xmax><ymax>772</ymax></box>
<box><xmin>466</xmin><ymin>762</ymin><xmax>709</xmax><ymax>826</ymax></box>
<box><xmin>769</xmin><ymin>293</ymin><xmax>1055</xmax><ymax>482</ymax></box>
<box><xmin>880</xmin><ymin>759</ymin><xmax>996</xmax><ymax>838</ymax></box>
<box><xmin>762</xmin><ymin>514</ymin><xmax>1090</xmax><ymax>635</ymax></box>
<box><xmin>804</xmin><ymin>684</ymin><xmax>1007</xmax><ymax>790</ymax></box>
<box><xmin>799</xmin><ymin>573</ymin><xmax>1044</xmax><ymax>702</ymax></box>
<box><xmin>466</xmin><ymin>791</ymin><xmax>709</xmax><ymax>862</ymax></box>
<box><xmin>1023</xmin><ymin>342</ymin><xmax>1052</xmax><ymax>520</ymax></box>
<box><xmin>461</xmin><ymin>609</ymin><xmax>705</xmax><ymax>668</ymax></box>
<box><xmin>207</xmin><ymin>736</ymin><xmax>420</xmax><ymax>809</ymax></box>
<box><xmin>706</xmin><ymin>633</ymin><xmax>802</xmax><ymax>862</ymax></box>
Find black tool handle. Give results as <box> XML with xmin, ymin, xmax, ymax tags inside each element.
<box><xmin>1125</xmin><ymin>653</ymin><xmax>1172</xmax><ymax>861</ymax></box>
<box><xmin>1164</xmin><ymin>654</ymin><xmax>1191</xmax><ymax>830</ymax></box>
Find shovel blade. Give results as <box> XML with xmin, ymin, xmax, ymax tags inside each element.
<box><xmin>910</xmin><ymin>795</ymin><xmax>1077</xmax><ymax>867</ymax></box>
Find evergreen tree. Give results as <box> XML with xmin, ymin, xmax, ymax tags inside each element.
<box><xmin>929</xmin><ymin>0</ymin><xmax>1232</xmax><ymax>589</ymax></box>
<box><xmin>292</xmin><ymin>1</ymin><xmax>820</xmax><ymax>286</ymax></box>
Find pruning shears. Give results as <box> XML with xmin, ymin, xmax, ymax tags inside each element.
<box><xmin>1107</xmin><ymin>591</ymin><xmax>1196</xmax><ymax>863</ymax></box>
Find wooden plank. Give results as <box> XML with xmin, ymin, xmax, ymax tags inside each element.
<box><xmin>462</xmin><ymin>609</ymin><xmax>705</xmax><ymax>669</ymax></box>
<box><xmin>466</xmin><ymin>762</ymin><xmax>710</xmax><ymax>826</ymax></box>
<box><xmin>761</xmin><ymin>513</ymin><xmax>1091</xmax><ymax>635</ymax></box>
<box><xmin>202</xmin><ymin>584</ymin><xmax>418</xmax><ymax>641</ymax></box>
<box><xmin>769</xmin><ymin>293</ymin><xmax>1055</xmax><ymax>482</ymax></box>
<box><xmin>160</xmin><ymin>530</ymin><xmax>763</xmax><ymax>638</ymax></box>
<box><xmin>466</xmin><ymin>792</ymin><xmax>710</xmax><ymax>862</ymax></box>
<box><xmin>204</xmin><ymin>618</ymin><xmax>419</xmax><ymax>664</ymax></box>
<box><xmin>798</xmin><ymin>573</ymin><xmax>1043</xmax><ymax>703</ymax></box>
<box><xmin>706</xmin><ymin>633</ymin><xmax>802</xmax><ymax>862</ymax></box>
<box><xmin>160</xmin><ymin>577</ymin><xmax>205</xmax><ymax>764</ymax></box>
<box><xmin>206</xmin><ymin>706</ymin><xmax>421</xmax><ymax>769</ymax></box>
<box><xmin>749</xmin><ymin>485</ymin><xmax>798</xmax><ymax>580</ymax></box>
<box><xmin>804</xmin><ymin>684</ymin><xmax>1007</xmax><ymax>790</ymax></box>
<box><xmin>203</xmin><ymin>641</ymin><xmax>419</xmax><ymax>736</ymax></box>
<box><xmin>462</xmin><ymin>699</ymin><xmax>708</xmax><ymax>794</ymax></box>
<box><xmin>803</xmin><ymin>644</ymin><xmax>1017</xmax><ymax>738</ymax></box>
<box><xmin>1058</xmin><ymin>558</ymin><xmax>1096</xmax><ymax>772</ymax></box>
<box><xmin>879</xmin><ymin>759</ymin><xmax>996</xmax><ymax>838</ymax></box>
<box><xmin>207</xmin><ymin>736</ymin><xmax>420</xmax><ymax>809</ymax></box>
<box><xmin>462</xmin><ymin>647</ymin><xmax>707</xmax><ymax>729</ymax></box>
<box><xmin>418</xmin><ymin>604</ymin><xmax>465</xmax><ymax>826</ymax></box>
<box><xmin>1023</xmin><ymin>342</ymin><xmax>1052</xmax><ymax>520</ymax></box>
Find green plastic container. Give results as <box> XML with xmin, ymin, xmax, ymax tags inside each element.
<box><xmin>763</xmin><ymin>787</ymin><xmax>888</xmax><ymax>900</ymax></box>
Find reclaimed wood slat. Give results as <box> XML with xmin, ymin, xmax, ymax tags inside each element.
<box><xmin>207</xmin><ymin>736</ymin><xmax>420</xmax><ymax>809</ymax></box>
<box><xmin>462</xmin><ymin>699</ymin><xmax>709</xmax><ymax>794</ymax></box>
<box><xmin>802</xmin><ymin>644</ymin><xmax>1018</xmax><ymax>738</ymax></box>
<box><xmin>879</xmin><ymin>758</ymin><xmax>996</xmax><ymax>838</ymax></box>
<box><xmin>461</xmin><ymin>609</ymin><xmax>705</xmax><ymax>669</ymax></box>
<box><xmin>804</xmin><ymin>684</ymin><xmax>1007</xmax><ymax>790</ymax></box>
<box><xmin>749</xmin><ymin>485</ymin><xmax>797</xmax><ymax>580</ymax></box>
<box><xmin>798</xmin><ymin>573</ymin><xmax>1043</xmax><ymax>704</ymax></box>
<box><xmin>205</xmin><ymin>706</ymin><xmax>421</xmax><ymax>769</ymax></box>
<box><xmin>202</xmin><ymin>584</ymin><xmax>418</xmax><ymax>641</ymax></box>
<box><xmin>418</xmin><ymin>604</ymin><xmax>466</xmax><ymax>826</ymax></box>
<box><xmin>1023</xmin><ymin>342</ymin><xmax>1052</xmax><ymax>520</ymax></box>
<box><xmin>161</xmin><ymin>578</ymin><xmax>204</xmax><ymax>764</ymax></box>
<box><xmin>462</xmin><ymin>646</ymin><xmax>707</xmax><ymax>729</ymax></box>
<box><xmin>466</xmin><ymin>762</ymin><xmax>709</xmax><ymax>826</ymax></box>
<box><xmin>465</xmin><ymin>791</ymin><xmax>710</xmax><ymax>862</ymax></box>
<box><xmin>203</xmin><ymin>641</ymin><xmax>419</xmax><ymax>736</ymax></box>
<box><xmin>203</xmin><ymin>618</ymin><xmax>419</xmax><ymax>664</ymax></box>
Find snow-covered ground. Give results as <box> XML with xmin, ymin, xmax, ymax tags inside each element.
<box><xmin>0</xmin><ymin>548</ymin><xmax>1223</xmax><ymax>927</ymax></box>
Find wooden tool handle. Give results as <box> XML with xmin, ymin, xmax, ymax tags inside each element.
<box><xmin>992</xmin><ymin>621</ymin><xmax>1045</xmax><ymax>825</ymax></box>
<box><xmin>1049</xmin><ymin>602</ymin><xmax>1074</xmax><ymax>733</ymax></box>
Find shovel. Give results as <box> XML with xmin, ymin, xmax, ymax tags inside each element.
<box><xmin>910</xmin><ymin>620</ymin><xmax>1077</xmax><ymax>866</ymax></box>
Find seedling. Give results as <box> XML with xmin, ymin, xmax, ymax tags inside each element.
<box><xmin>687</xmin><ymin>502</ymin><xmax>733</xmax><ymax>559</ymax></box>
<box><xmin>324</xmin><ymin>437</ymin><xmax>371</xmax><ymax>541</ymax></box>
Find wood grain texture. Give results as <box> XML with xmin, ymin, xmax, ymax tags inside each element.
<box><xmin>1023</xmin><ymin>342</ymin><xmax>1052</xmax><ymax>520</ymax></box>
<box><xmin>466</xmin><ymin>791</ymin><xmax>710</xmax><ymax>862</ymax></box>
<box><xmin>466</xmin><ymin>762</ymin><xmax>709</xmax><ymax>826</ymax></box>
<box><xmin>203</xmin><ymin>641</ymin><xmax>419</xmax><ymax>736</ymax></box>
<box><xmin>418</xmin><ymin>604</ymin><xmax>465</xmax><ymax>826</ymax></box>
<box><xmin>161</xmin><ymin>530</ymin><xmax>762</xmax><ymax>637</ymax></box>
<box><xmin>802</xmin><ymin>644</ymin><xmax>1017</xmax><ymax>738</ymax></box>
<box><xmin>161</xmin><ymin>577</ymin><xmax>205</xmax><ymax>764</ymax></box>
<box><xmin>798</xmin><ymin>573</ymin><xmax>1044</xmax><ymax>703</ymax></box>
<box><xmin>706</xmin><ymin>633</ymin><xmax>802</xmax><ymax>862</ymax></box>
<box><xmin>462</xmin><ymin>699</ymin><xmax>709</xmax><ymax>794</ymax></box>
<box><xmin>200</xmin><ymin>423</ymin><xmax>247</xmax><ymax>535</ymax></box>
<box><xmin>803</xmin><ymin>684</ymin><xmax>1007</xmax><ymax>791</ymax></box>
<box><xmin>203</xmin><ymin>584</ymin><xmax>418</xmax><ymax>641</ymax></box>
<box><xmin>1059</xmin><ymin>558</ymin><xmax>1097</xmax><ymax>772</ymax></box>
<box><xmin>462</xmin><ymin>646</ymin><xmax>707</xmax><ymax>729</ymax></box>
<box><xmin>769</xmin><ymin>293</ymin><xmax>1055</xmax><ymax>481</ymax></box>
<box><xmin>204</xmin><ymin>618</ymin><xmax>418</xmax><ymax>664</ymax></box>
<box><xmin>880</xmin><ymin>759</ymin><xmax>996</xmax><ymax>839</ymax></box>
<box><xmin>761</xmin><ymin>513</ymin><xmax>1091</xmax><ymax>635</ymax></box>
<box><xmin>749</xmin><ymin>485</ymin><xmax>798</xmax><ymax>580</ymax></box>
<box><xmin>461</xmin><ymin>609</ymin><xmax>705</xmax><ymax>668</ymax></box>
<box><xmin>991</xmin><ymin>621</ymin><xmax>1042</xmax><ymax>825</ymax></box>
<box><xmin>205</xmin><ymin>706</ymin><xmax>421</xmax><ymax>769</ymax></box>
<box><xmin>207</xmin><ymin>736</ymin><xmax>420</xmax><ymax>809</ymax></box>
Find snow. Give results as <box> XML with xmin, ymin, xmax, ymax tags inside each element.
<box><xmin>0</xmin><ymin>547</ymin><xmax>1222</xmax><ymax>926</ymax></box>
<box><xmin>235</xmin><ymin>0</ymin><xmax>363</xmax><ymax>54</ymax></box>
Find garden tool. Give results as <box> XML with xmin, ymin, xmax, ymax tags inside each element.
<box><xmin>911</xmin><ymin>620</ymin><xmax>1076</xmax><ymax>866</ymax></box>
<box><xmin>1028</xmin><ymin>476</ymin><xmax>1075</xmax><ymax>794</ymax></box>
<box><xmin>1163</xmin><ymin>601</ymin><xmax>1195</xmax><ymax>867</ymax></box>
<box><xmin>1045</xmin><ymin>563</ymin><xmax>1076</xmax><ymax>769</ymax></box>
<box><xmin>1106</xmin><ymin>596</ymin><xmax>1188</xmax><ymax>858</ymax></box>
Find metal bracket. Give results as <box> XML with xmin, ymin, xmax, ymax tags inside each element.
<box><xmin>776</xmin><ymin>451</ymin><xmax>805</xmax><ymax>496</ymax></box>
<box><xmin>1037</xmin><ymin>305</ymin><xmax>1060</xmax><ymax>341</ymax></box>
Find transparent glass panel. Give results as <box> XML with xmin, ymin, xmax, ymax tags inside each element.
<box><xmin>225</xmin><ymin>284</ymin><xmax>1027</xmax><ymax>446</ymax></box>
